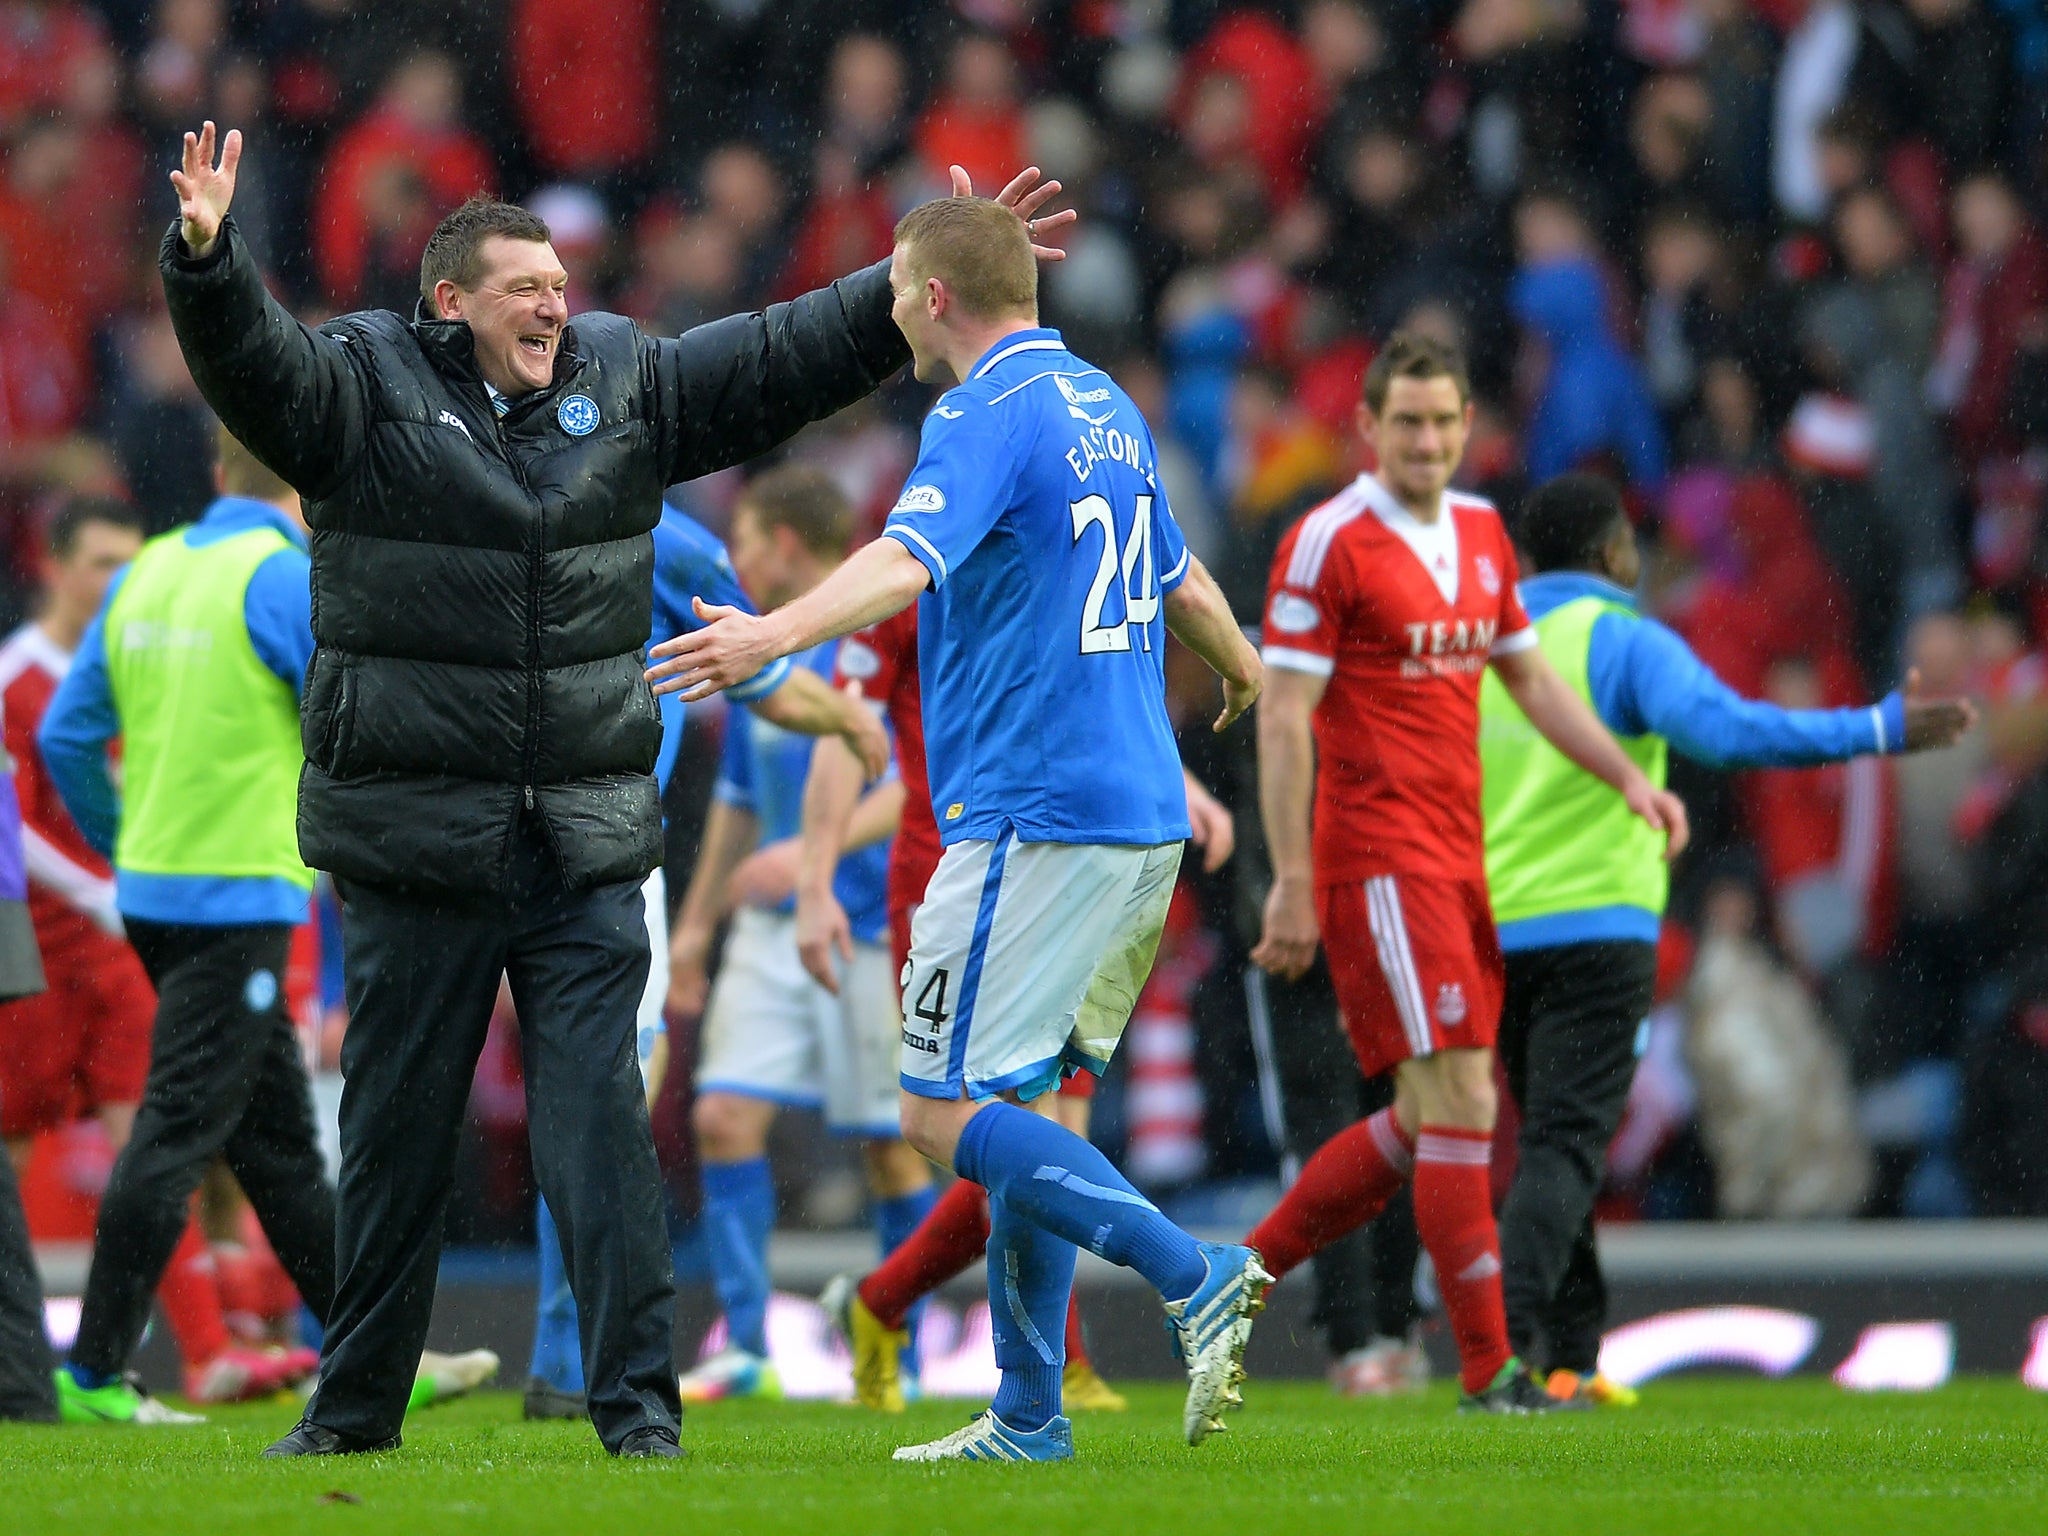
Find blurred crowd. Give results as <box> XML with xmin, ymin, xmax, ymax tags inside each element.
<box><xmin>8</xmin><ymin>0</ymin><xmax>2048</xmax><ymax>1233</ymax></box>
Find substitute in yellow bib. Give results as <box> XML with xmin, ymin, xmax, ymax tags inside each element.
<box><xmin>37</xmin><ymin>428</ymin><xmax>335</xmax><ymax>1424</ymax></box>
<box><xmin>1478</xmin><ymin>474</ymin><xmax>1976</xmax><ymax>1407</ymax></box>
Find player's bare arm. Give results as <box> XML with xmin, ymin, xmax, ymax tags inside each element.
<box><xmin>1251</xmin><ymin>665</ymin><xmax>1326</xmax><ymax>979</ymax></box>
<box><xmin>732</xmin><ymin>779</ymin><xmax>905</xmax><ymax>913</ymax></box>
<box><xmin>648</xmin><ymin>538</ymin><xmax>930</xmax><ymax>700</ymax></box>
<box><xmin>1490</xmin><ymin>643</ymin><xmax>1690</xmax><ymax>860</ymax></box>
<box><xmin>751</xmin><ymin>665</ymin><xmax>890</xmax><ymax>779</ymax></box>
<box><xmin>1183</xmin><ymin>768</ymin><xmax>1236</xmax><ymax>873</ymax></box>
<box><xmin>794</xmin><ymin>729</ymin><xmax>867</xmax><ymax>994</ymax></box>
<box><xmin>666</xmin><ymin>800</ymin><xmax>760</xmax><ymax>1017</ymax></box>
<box><xmin>1163</xmin><ymin>556</ymin><xmax>1263</xmax><ymax>732</ymax></box>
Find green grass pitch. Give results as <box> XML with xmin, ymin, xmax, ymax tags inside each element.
<box><xmin>3</xmin><ymin>1380</ymin><xmax>2043</xmax><ymax>1534</ymax></box>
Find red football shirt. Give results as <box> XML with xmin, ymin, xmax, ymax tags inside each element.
<box><xmin>0</xmin><ymin>623</ymin><xmax>115</xmax><ymax>948</ymax></box>
<box><xmin>1262</xmin><ymin>474</ymin><xmax>1534</xmax><ymax>886</ymax></box>
<box><xmin>833</xmin><ymin>605</ymin><xmax>942</xmax><ymax>917</ymax></box>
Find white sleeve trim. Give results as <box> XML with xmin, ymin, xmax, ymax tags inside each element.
<box><xmin>883</xmin><ymin>524</ymin><xmax>948</xmax><ymax>586</ymax></box>
<box><xmin>1160</xmin><ymin>545</ymin><xmax>1191</xmax><ymax>589</ymax></box>
<box><xmin>21</xmin><ymin>825</ymin><xmax>114</xmax><ymax>916</ymax></box>
<box><xmin>1871</xmin><ymin>704</ymin><xmax>1888</xmax><ymax>755</ymax></box>
<box><xmin>1261</xmin><ymin>645</ymin><xmax>1336</xmax><ymax>677</ymax></box>
<box><xmin>1490</xmin><ymin>626</ymin><xmax>1539</xmax><ymax>657</ymax></box>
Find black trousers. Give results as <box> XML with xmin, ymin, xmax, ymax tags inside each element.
<box><xmin>71</xmin><ymin>920</ymin><xmax>336</xmax><ymax>1377</ymax></box>
<box><xmin>1246</xmin><ymin>960</ymin><xmax>1421</xmax><ymax>1354</ymax></box>
<box><xmin>1496</xmin><ymin>939</ymin><xmax>1659</xmax><ymax>1374</ymax></box>
<box><xmin>307</xmin><ymin>821</ymin><xmax>677</xmax><ymax>1453</ymax></box>
<box><xmin>0</xmin><ymin>1132</ymin><xmax>56</xmax><ymax>1419</ymax></box>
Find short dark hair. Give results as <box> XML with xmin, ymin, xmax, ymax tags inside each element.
<box><xmin>892</xmin><ymin>197</ymin><xmax>1036</xmax><ymax>320</ymax></box>
<box><xmin>1363</xmin><ymin>331</ymin><xmax>1471</xmax><ymax>412</ymax></box>
<box><xmin>734</xmin><ymin>465</ymin><xmax>855</xmax><ymax>558</ymax></box>
<box><xmin>1516</xmin><ymin>473</ymin><xmax>1629</xmax><ymax>575</ymax></box>
<box><xmin>419</xmin><ymin>196</ymin><xmax>551</xmax><ymax>302</ymax></box>
<box><xmin>47</xmin><ymin>495</ymin><xmax>146</xmax><ymax>560</ymax></box>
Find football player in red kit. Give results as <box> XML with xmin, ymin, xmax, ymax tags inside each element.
<box><xmin>1246</xmin><ymin>334</ymin><xmax>1687</xmax><ymax>1412</ymax></box>
<box><xmin>797</xmin><ymin>601</ymin><xmax>1233</xmax><ymax>1413</ymax></box>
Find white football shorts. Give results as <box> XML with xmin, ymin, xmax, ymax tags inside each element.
<box><xmin>899</xmin><ymin>833</ymin><xmax>1182</xmax><ymax>1102</ymax></box>
<box><xmin>695</xmin><ymin>906</ymin><xmax>902</xmax><ymax>1136</ymax></box>
<box><xmin>636</xmin><ymin>867</ymin><xmax>668</xmax><ymax>1079</ymax></box>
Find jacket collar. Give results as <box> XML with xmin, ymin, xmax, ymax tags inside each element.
<box><xmin>1519</xmin><ymin>570</ymin><xmax>1638</xmax><ymax>622</ymax></box>
<box><xmin>408</xmin><ymin>299</ymin><xmax>585</xmax><ymax>400</ymax></box>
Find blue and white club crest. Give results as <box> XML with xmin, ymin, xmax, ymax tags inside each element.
<box><xmin>557</xmin><ymin>393</ymin><xmax>600</xmax><ymax>437</ymax></box>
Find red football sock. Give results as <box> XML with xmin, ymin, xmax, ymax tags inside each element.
<box><xmin>1412</xmin><ymin>1125</ymin><xmax>1512</xmax><ymax>1394</ymax></box>
<box><xmin>858</xmin><ymin>1178</ymin><xmax>991</xmax><ymax>1330</ymax></box>
<box><xmin>1064</xmin><ymin>1294</ymin><xmax>1089</xmax><ymax>1370</ymax></box>
<box><xmin>156</xmin><ymin>1214</ymin><xmax>231</xmax><ymax>1366</ymax></box>
<box><xmin>1247</xmin><ymin>1108</ymin><xmax>1413</xmax><ymax>1279</ymax></box>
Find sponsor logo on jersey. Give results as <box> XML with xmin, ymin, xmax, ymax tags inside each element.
<box><xmin>437</xmin><ymin>409</ymin><xmax>475</xmax><ymax>444</ymax></box>
<box><xmin>837</xmin><ymin>638</ymin><xmax>882</xmax><ymax>680</ymax></box>
<box><xmin>933</xmin><ymin>405</ymin><xmax>965</xmax><ymax>420</ymax></box>
<box><xmin>1435</xmin><ymin>982</ymin><xmax>1467</xmax><ymax>1026</ymax></box>
<box><xmin>1399</xmin><ymin>617</ymin><xmax>1497</xmax><ymax>679</ymax></box>
<box><xmin>894</xmin><ymin>483</ymin><xmax>947</xmax><ymax>514</ymax></box>
<box><xmin>1268</xmin><ymin>592</ymin><xmax>1321</xmax><ymax>634</ymax></box>
<box><xmin>557</xmin><ymin>394</ymin><xmax>600</xmax><ymax>436</ymax></box>
<box><xmin>1476</xmin><ymin>555</ymin><xmax>1501</xmax><ymax>596</ymax></box>
<box><xmin>1057</xmin><ymin>374</ymin><xmax>1116</xmax><ymax>426</ymax></box>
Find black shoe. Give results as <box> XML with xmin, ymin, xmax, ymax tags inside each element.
<box><xmin>261</xmin><ymin>1418</ymin><xmax>404</xmax><ymax>1457</ymax></box>
<box><xmin>1458</xmin><ymin>1362</ymin><xmax>1585</xmax><ymax>1415</ymax></box>
<box><xmin>616</xmin><ymin>1425</ymin><xmax>685</xmax><ymax>1459</ymax></box>
<box><xmin>522</xmin><ymin>1377</ymin><xmax>587</xmax><ymax>1422</ymax></box>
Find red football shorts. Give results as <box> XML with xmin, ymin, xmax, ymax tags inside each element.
<box><xmin>0</xmin><ymin>928</ymin><xmax>157</xmax><ymax>1139</ymax></box>
<box><xmin>1317</xmin><ymin>873</ymin><xmax>1503</xmax><ymax>1079</ymax></box>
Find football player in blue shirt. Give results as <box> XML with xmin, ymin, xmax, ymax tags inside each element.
<box><xmin>650</xmin><ymin>196</ymin><xmax>1269</xmax><ymax>1462</ymax></box>
<box><xmin>523</xmin><ymin>498</ymin><xmax>887</xmax><ymax>1423</ymax></box>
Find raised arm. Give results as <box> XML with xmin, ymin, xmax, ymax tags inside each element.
<box><xmin>161</xmin><ymin>123</ymin><xmax>366</xmax><ymax>503</ymax></box>
<box><xmin>1164</xmin><ymin>555</ymin><xmax>1263</xmax><ymax>732</ymax></box>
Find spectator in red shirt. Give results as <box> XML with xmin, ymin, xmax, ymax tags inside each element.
<box><xmin>312</xmin><ymin>50</ymin><xmax>497</xmax><ymax>307</ymax></box>
<box><xmin>912</xmin><ymin>30</ymin><xmax>1027</xmax><ymax>195</ymax></box>
<box><xmin>509</xmin><ymin>0</ymin><xmax>657</xmax><ymax>183</ymax></box>
<box><xmin>1931</xmin><ymin>171</ymin><xmax>2048</xmax><ymax>466</ymax></box>
<box><xmin>0</xmin><ymin>113</ymin><xmax>143</xmax><ymax>379</ymax></box>
<box><xmin>0</xmin><ymin>0</ymin><xmax>111</xmax><ymax>138</ymax></box>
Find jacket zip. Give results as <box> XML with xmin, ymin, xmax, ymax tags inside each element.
<box><xmin>486</xmin><ymin>394</ymin><xmax>544</xmax><ymax>812</ymax></box>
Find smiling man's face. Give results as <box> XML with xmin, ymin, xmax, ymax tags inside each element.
<box><xmin>435</xmin><ymin>234</ymin><xmax>569</xmax><ymax>397</ymax></box>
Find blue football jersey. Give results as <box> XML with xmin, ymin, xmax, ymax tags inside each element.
<box><xmin>713</xmin><ymin>638</ymin><xmax>892</xmax><ymax>943</ymax></box>
<box><xmin>882</xmin><ymin>330</ymin><xmax>1192</xmax><ymax>847</ymax></box>
<box><xmin>651</xmin><ymin>503</ymin><xmax>790</xmax><ymax>793</ymax></box>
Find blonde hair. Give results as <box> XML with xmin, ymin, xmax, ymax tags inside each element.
<box><xmin>892</xmin><ymin>197</ymin><xmax>1036</xmax><ymax>321</ymax></box>
<box><xmin>215</xmin><ymin>424</ymin><xmax>297</xmax><ymax>501</ymax></box>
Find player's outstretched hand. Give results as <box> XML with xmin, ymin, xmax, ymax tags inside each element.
<box><xmin>1624</xmin><ymin>779</ymin><xmax>1691</xmax><ymax>863</ymax></box>
<box><xmin>1183</xmin><ymin>771</ymin><xmax>1236</xmax><ymax>873</ymax></box>
<box><xmin>647</xmin><ymin>599</ymin><xmax>776</xmax><ymax>701</ymax></box>
<box><xmin>1251</xmin><ymin>876</ymin><xmax>1320</xmax><ymax>979</ymax></box>
<box><xmin>1901</xmin><ymin>667</ymin><xmax>1978</xmax><ymax>751</ymax></box>
<box><xmin>169</xmin><ymin>120</ymin><xmax>240</xmax><ymax>257</ymax></box>
<box><xmin>948</xmin><ymin>164</ymin><xmax>1076</xmax><ymax>263</ymax></box>
<box><xmin>796</xmin><ymin>885</ymin><xmax>854</xmax><ymax>995</ymax></box>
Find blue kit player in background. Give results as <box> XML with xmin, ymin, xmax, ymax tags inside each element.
<box><xmin>651</xmin><ymin>197</ymin><xmax>1270</xmax><ymax>1462</ymax></box>
<box><xmin>523</xmin><ymin>494</ymin><xmax>889</xmax><ymax>1423</ymax></box>
<box><xmin>662</xmin><ymin>467</ymin><xmax>931</xmax><ymax>1407</ymax></box>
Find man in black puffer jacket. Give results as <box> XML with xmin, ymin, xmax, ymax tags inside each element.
<box><xmin>158</xmin><ymin>121</ymin><xmax>1066</xmax><ymax>1460</ymax></box>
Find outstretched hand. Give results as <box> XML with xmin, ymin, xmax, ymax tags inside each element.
<box><xmin>170</xmin><ymin>120</ymin><xmax>240</xmax><ymax>257</ymax></box>
<box><xmin>646</xmin><ymin>598</ymin><xmax>778</xmax><ymax>701</ymax></box>
<box><xmin>949</xmin><ymin>164</ymin><xmax>1077</xmax><ymax>263</ymax></box>
<box><xmin>1901</xmin><ymin>667</ymin><xmax>1978</xmax><ymax>752</ymax></box>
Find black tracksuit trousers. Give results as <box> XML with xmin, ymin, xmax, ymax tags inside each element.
<box><xmin>1496</xmin><ymin>939</ymin><xmax>1659</xmax><ymax>1373</ymax></box>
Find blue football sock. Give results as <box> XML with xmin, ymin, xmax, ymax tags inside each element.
<box><xmin>529</xmin><ymin>1195</ymin><xmax>585</xmax><ymax>1394</ymax></box>
<box><xmin>63</xmin><ymin>1361</ymin><xmax>114</xmax><ymax>1391</ymax></box>
<box><xmin>954</xmin><ymin>1101</ymin><xmax>1206</xmax><ymax>1302</ymax></box>
<box><xmin>986</xmin><ymin>1192</ymin><xmax>1073</xmax><ymax>1431</ymax></box>
<box><xmin>701</xmin><ymin>1157</ymin><xmax>776</xmax><ymax>1357</ymax></box>
<box><xmin>874</xmin><ymin>1183</ymin><xmax>940</xmax><ymax>1378</ymax></box>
